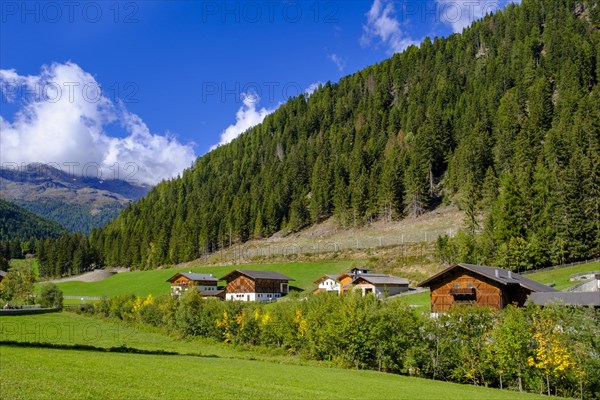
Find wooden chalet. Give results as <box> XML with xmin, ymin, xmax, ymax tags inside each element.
<box><xmin>220</xmin><ymin>270</ymin><xmax>295</xmax><ymax>302</ymax></box>
<box><xmin>352</xmin><ymin>275</ymin><xmax>410</xmax><ymax>298</ymax></box>
<box><xmin>166</xmin><ymin>272</ymin><xmax>224</xmax><ymax>299</ymax></box>
<box><xmin>418</xmin><ymin>263</ymin><xmax>557</xmax><ymax>312</ymax></box>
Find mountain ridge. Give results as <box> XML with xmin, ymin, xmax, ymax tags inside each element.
<box><xmin>0</xmin><ymin>163</ymin><xmax>151</xmax><ymax>234</ymax></box>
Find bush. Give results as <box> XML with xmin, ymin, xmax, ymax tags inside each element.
<box><xmin>38</xmin><ymin>283</ymin><xmax>63</xmax><ymax>309</ymax></box>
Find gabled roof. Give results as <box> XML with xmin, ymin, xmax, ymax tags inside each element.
<box><xmin>220</xmin><ymin>269</ymin><xmax>295</xmax><ymax>282</ymax></box>
<box><xmin>166</xmin><ymin>272</ymin><xmax>218</xmax><ymax>283</ymax></box>
<box><xmin>418</xmin><ymin>263</ymin><xmax>557</xmax><ymax>293</ymax></box>
<box><xmin>527</xmin><ymin>292</ymin><xmax>600</xmax><ymax>307</ymax></box>
<box><xmin>314</xmin><ymin>274</ymin><xmax>340</xmax><ymax>284</ymax></box>
<box><xmin>352</xmin><ymin>275</ymin><xmax>409</xmax><ymax>286</ymax></box>
<box><xmin>336</xmin><ymin>272</ymin><xmax>389</xmax><ymax>282</ymax></box>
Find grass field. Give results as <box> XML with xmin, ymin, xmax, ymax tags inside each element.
<box><xmin>0</xmin><ymin>313</ymin><xmax>555</xmax><ymax>400</ymax></box>
<box><xmin>394</xmin><ymin>290</ymin><xmax>430</xmax><ymax>309</ymax></box>
<box><xmin>525</xmin><ymin>261</ymin><xmax>600</xmax><ymax>290</ymax></box>
<box><xmin>52</xmin><ymin>260</ymin><xmax>354</xmax><ymax>298</ymax></box>
<box><xmin>0</xmin><ymin>313</ymin><xmax>299</xmax><ymax>362</ymax></box>
<box><xmin>0</xmin><ymin>347</ymin><xmax>557</xmax><ymax>400</ymax></box>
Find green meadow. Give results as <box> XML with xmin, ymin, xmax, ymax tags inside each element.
<box><xmin>53</xmin><ymin>260</ymin><xmax>354</xmax><ymax>298</ymax></box>
<box><xmin>524</xmin><ymin>261</ymin><xmax>600</xmax><ymax>290</ymax></box>
<box><xmin>0</xmin><ymin>313</ymin><xmax>556</xmax><ymax>400</ymax></box>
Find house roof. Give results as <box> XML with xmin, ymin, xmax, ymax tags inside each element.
<box><xmin>336</xmin><ymin>272</ymin><xmax>389</xmax><ymax>282</ymax></box>
<box><xmin>418</xmin><ymin>263</ymin><xmax>557</xmax><ymax>293</ymax></box>
<box><xmin>527</xmin><ymin>292</ymin><xmax>600</xmax><ymax>307</ymax></box>
<box><xmin>166</xmin><ymin>272</ymin><xmax>218</xmax><ymax>283</ymax></box>
<box><xmin>350</xmin><ymin>267</ymin><xmax>371</xmax><ymax>273</ymax></box>
<box><xmin>314</xmin><ymin>274</ymin><xmax>340</xmax><ymax>284</ymax></box>
<box><xmin>220</xmin><ymin>269</ymin><xmax>295</xmax><ymax>282</ymax></box>
<box><xmin>352</xmin><ymin>275</ymin><xmax>409</xmax><ymax>286</ymax></box>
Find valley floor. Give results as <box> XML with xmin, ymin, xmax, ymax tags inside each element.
<box><xmin>0</xmin><ymin>313</ymin><xmax>556</xmax><ymax>400</ymax></box>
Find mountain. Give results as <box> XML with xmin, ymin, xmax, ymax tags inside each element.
<box><xmin>45</xmin><ymin>0</ymin><xmax>599</xmax><ymax>274</ymax></box>
<box><xmin>0</xmin><ymin>198</ymin><xmax>69</xmax><ymax>240</ymax></box>
<box><xmin>0</xmin><ymin>163</ymin><xmax>151</xmax><ymax>234</ymax></box>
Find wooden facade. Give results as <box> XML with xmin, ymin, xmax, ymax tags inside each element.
<box><xmin>226</xmin><ymin>275</ymin><xmax>289</xmax><ymax>294</ymax></box>
<box><xmin>428</xmin><ymin>270</ymin><xmax>504</xmax><ymax>311</ymax></box>
<box><xmin>220</xmin><ymin>270</ymin><xmax>294</xmax><ymax>301</ymax></box>
<box><xmin>419</xmin><ymin>264</ymin><xmax>554</xmax><ymax>312</ymax></box>
<box><xmin>337</xmin><ymin>274</ymin><xmax>354</xmax><ymax>293</ymax></box>
<box><xmin>170</xmin><ymin>275</ymin><xmax>216</xmax><ymax>288</ymax></box>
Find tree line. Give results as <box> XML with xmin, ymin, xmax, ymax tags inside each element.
<box><xmin>80</xmin><ymin>292</ymin><xmax>600</xmax><ymax>398</ymax></box>
<box><xmin>33</xmin><ymin>0</ymin><xmax>600</xmax><ymax>274</ymax></box>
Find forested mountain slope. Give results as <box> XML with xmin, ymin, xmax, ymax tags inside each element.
<box><xmin>0</xmin><ymin>198</ymin><xmax>68</xmax><ymax>240</ymax></box>
<box><xmin>0</xmin><ymin>163</ymin><xmax>151</xmax><ymax>234</ymax></box>
<box><xmin>88</xmin><ymin>0</ymin><xmax>599</xmax><ymax>270</ymax></box>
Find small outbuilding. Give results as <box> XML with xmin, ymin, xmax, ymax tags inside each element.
<box><xmin>418</xmin><ymin>263</ymin><xmax>557</xmax><ymax>312</ymax></box>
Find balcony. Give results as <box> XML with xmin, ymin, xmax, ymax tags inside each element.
<box><xmin>450</xmin><ymin>287</ymin><xmax>476</xmax><ymax>296</ymax></box>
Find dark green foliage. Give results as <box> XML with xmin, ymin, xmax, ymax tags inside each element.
<box><xmin>38</xmin><ymin>283</ymin><xmax>63</xmax><ymax>309</ymax></box>
<box><xmin>0</xmin><ymin>199</ymin><xmax>68</xmax><ymax>241</ymax></box>
<box><xmin>38</xmin><ymin>0</ymin><xmax>600</xmax><ymax>270</ymax></box>
<box><xmin>14</xmin><ymin>200</ymin><xmax>122</xmax><ymax>235</ymax></box>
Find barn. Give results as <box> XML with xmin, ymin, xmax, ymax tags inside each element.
<box><xmin>418</xmin><ymin>263</ymin><xmax>557</xmax><ymax>312</ymax></box>
<box><xmin>220</xmin><ymin>270</ymin><xmax>294</xmax><ymax>302</ymax></box>
<box><xmin>166</xmin><ymin>272</ymin><xmax>224</xmax><ymax>299</ymax></box>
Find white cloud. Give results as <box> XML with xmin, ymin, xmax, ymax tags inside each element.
<box><xmin>360</xmin><ymin>0</ymin><xmax>419</xmax><ymax>55</ymax></box>
<box><xmin>328</xmin><ymin>53</ymin><xmax>347</xmax><ymax>72</ymax></box>
<box><xmin>0</xmin><ymin>62</ymin><xmax>195</xmax><ymax>186</ymax></box>
<box><xmin>436</xmin><ymin>1</ymin><xmax>502</xmax><ymax>33</ymax></box>
<box><xmin>305</xmin><ymin>82</ymin><xmax>323</xmax><ymax>97</ymax></box>
<box><xmin>210</xmin><ymin>92</ymin><xmax>275</xmax><ymax>150</ymax></box>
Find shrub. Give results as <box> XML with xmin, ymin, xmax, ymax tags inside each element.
<box><xmin>38</xmin><ymin>283</ymin><xmax>63</xmax><ymax>309</ymax></box>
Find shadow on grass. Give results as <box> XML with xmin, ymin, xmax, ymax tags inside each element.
<box><xmin>0</xmin><ymin>340</ymin><xmax>219</xmax><ymax>358</ymax></box>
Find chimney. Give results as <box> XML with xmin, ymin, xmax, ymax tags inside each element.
<box><xmin>495</xmin><ymin>269</ymin><xmax>500</xmax><ymax>278</ymax></box>
<box><xmin>508</xmin><ymin>271</ymin><xmax>513</xmax><ymax>279</ymax></box>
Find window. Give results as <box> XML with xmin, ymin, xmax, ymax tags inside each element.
<box><xmin>467</xmin><ymin>282</ymin><xmax>473</xmax><ymax>288</ymax></box>
<box><xmin>453</xmin><ymin>283</ymin><xmax>460</xmax><ymax>289</ymax></box>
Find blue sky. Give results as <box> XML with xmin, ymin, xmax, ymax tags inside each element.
<box><xmin>0</xmin><ymin>1</ymin><xmax>518</xmax><ymax>185</ymax></box>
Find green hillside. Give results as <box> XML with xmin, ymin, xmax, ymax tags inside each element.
<box><xmin>38</xmin><ymin>0</ymin><xmax>600</xmax><ymax>277</ymax></box>
<box><xmin>0</xmin><ymin>198</ymin><xmax>68</xmax><ymax>241</ymax></box>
